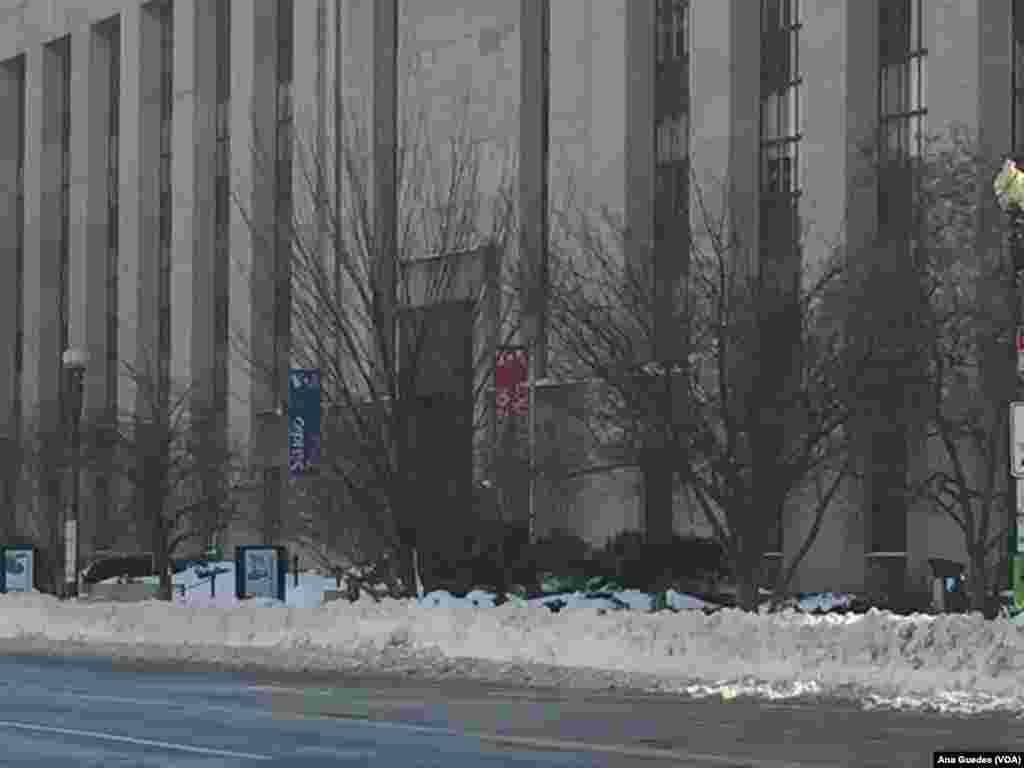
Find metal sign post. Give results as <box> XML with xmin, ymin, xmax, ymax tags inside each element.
<box><xmin>63</xmin><ymin>519</ymin><xmax>77</xmax><ymax>596</ymax></box>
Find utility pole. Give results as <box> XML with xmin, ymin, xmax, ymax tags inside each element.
<box><xmin>520</xmin><ymin>0</ymin><xmax>550</xmax><ymax>543</ymax></box>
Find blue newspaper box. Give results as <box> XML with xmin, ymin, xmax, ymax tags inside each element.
<box><xmin>235</xmin><ymin>546</ymin><xmax>287</xmax><ymax>601</ymax></box>
<box><xmin>0</xmin><ymin>546</ymin><xmax>34</xmax><ymax>593</ymax></box>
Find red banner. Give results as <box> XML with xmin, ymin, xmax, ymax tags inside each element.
<box><xmin>495</xmin><ymin>346</ymin><xmax>529</xmax><ymax>418</ymax></box>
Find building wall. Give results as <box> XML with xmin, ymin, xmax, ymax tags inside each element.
<box><xmin>0</xmin><ymin>0</ymin><xmax>1010</xmax><ymax>590</ymax></box>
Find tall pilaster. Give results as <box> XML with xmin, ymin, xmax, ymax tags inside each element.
<box><xmin>0</xmin><ymin>58</ymin><xmax>24</xmax><ymax>440</ymax></box>
<box><xmin>624</xmin><ymin>0</ymin><xmax>655</xmax><ymax>356</ymax></box>
<box><xmin>373</xmin><ymin>0</ymin><xmax>398</xmax><ymax>378</ymax></box>
<box><xmin>519</xmin><ymin>0</ymin><xmax>550</xmax><ymax>377</ymax></box>
<box><xmin>119</xmin><ymin>2</ymin><xmax>163</xmax><ymax>412</ymax></box>
<box><xmin>69</xmin><ymin>23</ymin><xmax>112</xmax><ymax>556</ymax></box>
<box><xmin>171</xmin><ymin>0</ymin><xmax>205</xmax><ymax>401</ymax></box>
<box><xmin>70</xmin><ymin>26</ymin><xmax>110</xmax><ymax>416</ymax></box>
<box><xmin>0</xmin><ymin>56</ymin><xmax>24</xmax><ymax>540</ymax></box>
<box><xmin>229</xmin><ymin>0</ymin><xmax>278</xmax><ymax>469</ymax></box>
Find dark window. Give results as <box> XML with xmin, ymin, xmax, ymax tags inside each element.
<box><xmin>50</xmin><ymin>37</ymin><xmax>71</xmax><ymax>363</ymax></box>
<box><xmin>271</xmin><ymin>0</ymin><xmax>294</xmax><ymax>402</ymax></box>
<box><xmin>277</xmin><ymin>0</ymin><xmax>294</xmax><ymax>86</ymax></box>
<box><xmin>759</xmin><ymin>0</ymin><xmax>801</xmax><ymax>278</ymax></box>
<box><xmin>214</xmin><ymin>0</ymin><xmax>231</xmax><ymax>414</ymax></box>
<box><xmin>654</xmin><ymin>1</ymin><xmax>690</xmax><ymax>243</ymax></box>
<box><xmin>155</xmin><ymin>0</ymin><xmax>173</xmax><ymax>383</ymax></box>
<box><xmin>12</xmin><ymin>55</ymin><xmax>24</xmax><ymax>385</ymax></box>
<box><xmin>655</xmin><ymin>0</ymin><xmax>688</xmax><ymax>64</ymax></box>
<box><xmin>877</xmin><ymin>0</ymin><xmax>926</xmax><ymax>238</ymax></box>
<box><xmin>103</xmin><ymin>17</ymin><xmax>121</xmax><ymax>413</ymax></box>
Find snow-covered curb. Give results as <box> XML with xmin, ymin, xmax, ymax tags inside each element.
<box><xmin>2</xmin><ymin>593</ymin><xmax>1023</xmax><ymax>713</ymax></box>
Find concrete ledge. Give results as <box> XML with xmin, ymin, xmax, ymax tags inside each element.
<box><xmin>82</xmin><ymin>583</ymin><xmax>160</xmax><ymax>602</ymax></box>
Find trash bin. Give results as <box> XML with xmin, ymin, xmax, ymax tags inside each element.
<box><xmin>928</xmin><ymin>558</ymin><xmax>966</xmax><ymax>612</ymax></box>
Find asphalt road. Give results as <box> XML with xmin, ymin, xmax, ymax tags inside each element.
<box><xmin>0</xmin><ymin>652</ymin><xmax>1020</xmax><ymax>767</ymax></box>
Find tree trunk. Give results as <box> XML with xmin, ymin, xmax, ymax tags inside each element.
<box><xmin>735</xmin><ymin>571</ymin><xmax>760</xmax><ymax>612</ymax></box>
<box><xmin>967</xmin><ymin>548</ymin><xmax>989</xmax><ymax>614</ymax></box>
<box><xmin>643</xmin><ymin>455</ymin><xmax>674</xmax><ymax>545</ymax></box>
<box><xmin>152</xmin><ymin>520</ymin><xmax>172</xmax><ymax>601</ymax></box>
<box><xmin>395</xmin><ymin>527</ymin><xmax>417</xmax><ymax>599</ymax></box>
<box><xmin>733</xmin><ymin>544</ymin><xmax>761</xmax><ymax>611</ymax></box>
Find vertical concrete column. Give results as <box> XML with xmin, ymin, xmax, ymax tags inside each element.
<box><xmin>69</xmin><ymin>28</ymin><xmax>109</xmax><ymax>416</ymax></box>
<box><xmin>844</xmin><ymin>0</ymin><xmax>880</xmax><ymax>544</ymax></box>
<box><xmin>689</xmin><ymin>0</ymin><xmax>732</xmax><ymax>232</ymax></box>
<box><xmin>924</xmin><ymin>0</ymin><xmax>979</xmax><ymax>139</ymax></box>
<box><xmin>784</xmin><ymin>0</ymin><xmax>862</xmax><ymax>592</ymax></box>
<box><xmin>170</xmin><ymin>0</ymin><xmax>201</xmax><ymax>400</ymax></box>
<box><xmin>0</xmin><ymin>60</ymin><xmax>23</xmax><ymax>438</ymax></box>
<box><xmin>20</xmin><ymin>47</ymin><xmax>40</xmax><ymax>425</ymax></box>
<box><xmin>23</xmin><ymin>41</ymin><xmax>65</xmax><ymax>434</ymax></box>
<box><xmin>117</xmin><ymin>6</ymin><xmax>140</xmax><ymax>413</ymax></box>
<box><xmin>229</xmin><ymin>0</ymin><xmax>278</xmax><ymax>467</ymax></box>
<box><xmin>519</xmin><ymin>0</ymin><xmax>549</xmax><ymax>376</ymax></box>
<box><xmin>976</xmin><ymin>0</ymin><xmax>1011</xmax><ymax>331</ymax></box>
<box><xmin>69</xmin><ymin>25</ymin><xmax>110</xmax><ymax>559</ymax></box>
<box><xmin>623</xmin><ymin>0</ymin><xmax>655</xmax><ymax>361</ymax></box>
<box><xmin>978</xmin><ymin>0</ymin><xmax>1012</xmax><ymax>170</ymax></box>
<box><xmin>373</xmin><ymin>0</ymin><xmax>398</xmax><ymax>376</ymax></box>
<box><xmin>844</xmin><ymin>0</ymin><xmax>879</xmax><ymax>253</ymax></box>
<box><xmin>119</xmin><ymin>3</ymin><xmax>162</xmax><ymax>411</ymax></box>
<box><xmin>801</xmin><ymin>1</ymin><xmax>848</xmax><ymax>267</ymax></box>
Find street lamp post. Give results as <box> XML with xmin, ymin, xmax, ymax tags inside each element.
<box><xmin>256</xmin><ymin>404</ymin><xmax>285</xmax><ymax>545</ymax></box>
<box><xmin>62</xmin><ymin>347</ymin><xmax>87</xmax><ymax>599</ymax></box>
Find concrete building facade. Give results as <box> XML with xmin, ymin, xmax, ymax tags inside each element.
<box><xmin>0</xmin><ymin>0</ymin><xmax>1016</xmax><ymax>594</ymax></box>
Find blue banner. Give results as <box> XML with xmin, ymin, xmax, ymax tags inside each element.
<box><xmin>288</xmin><ymin>368</ymin><xmax>321</xmax><ymax>477</ymax></box>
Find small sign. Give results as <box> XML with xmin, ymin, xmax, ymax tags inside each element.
<box><xmin>1015</xmin><ymin>556</ymin><xmax>1024</xmax><ymax>614</ymax></box>
<box><xmin>235</xmin><ymin>545</ymin><xmax>287</xmax><ymax>602</ymax></box>
<box><xmin>1017</xmin><ymin>327</ymin><xmax>1024</xmax><ymax>376</ymax></box>
<box><xmin>1011</xmin><ymin>403</ymin><xmax>1024</xmax><ymax>478</ymax></box>
<box><xmin>495</xmin><ymin>346</ymin><xmax>529</xmax><ymax>419</ymax></box>
<box><xmin>64</xmin><ymin>520</ymin><xmax>77</xmax><ymax>585</ymax></box>
<box><xmin>0</xmin><ymin>547</ymin><xmax>33</xmax><ymax>593</ymax></box>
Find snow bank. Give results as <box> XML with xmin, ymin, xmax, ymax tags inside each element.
<box><xmin>171</xmin><ymin>562</ymin><xmax>339</xmax><ymax>610</ymax></box>
<box><xmin>2</xmin><ymin>592</ymin><xmax>1023</xmax><ymax>711</ymax></box>
<box><xmin>170</xmin><ymin>562</ymin><xmax>719</xmax><ymax>614</ymax></box>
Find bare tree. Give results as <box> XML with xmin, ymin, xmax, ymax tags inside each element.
<box><xmin>234</xmin><ymin>96</ymin><xmax>520</xmax><ymax>595</ymax></box>
<box><xmin>17</xmin><ymin>416</ymin><xmax>68</xmax><ymax>594</ymax></box>
<box><xmin>88</xmin><ymin>359</ymin><xmax>240</xmax><ymax>600</ymax></box>
<box><xmin>550</xmin><ymin>188</ymin><xmax>855</xmax><ymax>611</ymax></box>
<box><xmin>863</xmin><ymin>128</ymin><xmax>1013</xmax><ymax>612</ymax></box>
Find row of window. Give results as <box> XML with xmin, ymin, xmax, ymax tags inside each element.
<box><xmin>156</xmin><ymin>0</ymin><xmax>174</xmax><ymax>389</ymax></box>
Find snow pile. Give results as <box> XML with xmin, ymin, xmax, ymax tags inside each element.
<box><xmin>2</xmin><ymin>592</ymin><xmax>1023</xmax><ymax>712</ymax></box>
<box><xmin>796</xmin><ymin>592</ymin><xmax>854</xmax><ymax>613</ymax></box>
<box><xmin>170</xmin><ymin>561</ymin><xmax>724</xmax><ymax>614</ymax></box>
<box><xmin>170</xmin><ymin>562</ymin><xmax>340</xmax><ymax>610</ymax></box>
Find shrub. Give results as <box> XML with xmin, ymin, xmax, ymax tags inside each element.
<box><xmin>598</xmin><ymin>530</ymin><xmax>731</xmax><ymax>592</ymax></box>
